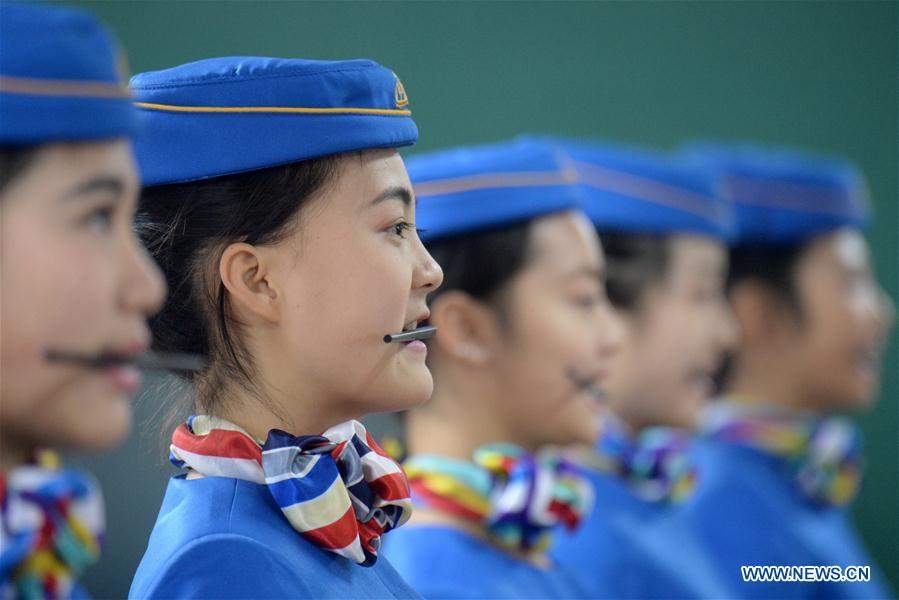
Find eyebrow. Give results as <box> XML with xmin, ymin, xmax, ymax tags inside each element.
<box><xmin>564</xmin><ymin>265</ymin><xmax>605</xmax><ymax>282</ymax></box>
<box><xmin>693</xmin><ymin>259</ymin><xmax>728</xmax><ymax>278</ymax></box>
<box><xmin>63</xmin><ymin>176</ymin><xmax>126</xmax><ymax>201</ymax></box>
<box><xmin>369</xmin><ymin>185</ymin><xmax>414</xmax><ymax>208</ymax></box>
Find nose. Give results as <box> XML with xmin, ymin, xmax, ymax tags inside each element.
<box><xmin>413</xmin><ymin>236</ymin><xmax>443</xmax><ymax>293</ymax></box>
<box><xmin>874</xmin><ymin>286</ymin><xmax>896</xmax><ymax>339</ymax></box>
<box><xmin>120</xmin><ymin>232</ymin><xmax>167</xmax><ymax>317</ymax></box>
<box><xmin>598</xmin><ymin>301</ymin><xmax>624</xmax><ymax>360</ymax></box>
<box><xmin>716</xmin><ymin>298</ymin><xmax>740</xmax><ymax>352</ymax></box>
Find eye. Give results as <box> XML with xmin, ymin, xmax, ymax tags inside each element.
<box><xmin>571</xmin><ymin>288</ymin><xmax>604</xmax><ymax>310</ymax></box>
<box><xmin>84</xmin><ymin>204</ymin><xmax>116</xmax><ymax>233</ymax></box>
<box><xmin>391</xmin><ymin>221</ymin><xmax>415</xmax><ymax>239</ymax></box>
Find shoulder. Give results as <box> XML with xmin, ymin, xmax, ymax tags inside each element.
<box><xmin>689</xmin><ymin>439</ymin><xmax>797</xmax><ymax>517</ymax></box>
<box><xmin>129</xmin><ymin>532</ymin><xmax>309</xmax><ymax>600</ymax></box>
<box><xmin>684</xmin><ymin>442</ymin><xmax>816</xmax><ymax>567</ymax></box>
<box><xmin>385</xmin><ymin>524</ymin><xmax>489</xmax><ymax>575</ymax></box>
<box><xmin>383</xmin><ymin>526</ymin><xmax>501</xmax><ymax>597</ymax></box>
<box><xmin>386</xmin><ymin>525</ymin><xmax>576</xmax><ymax>599</ymax></box>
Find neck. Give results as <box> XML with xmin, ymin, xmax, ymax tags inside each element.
<box><xmin>724</xmin><ymin>352</ymin><xmax>810</xmax><ymax>413</ymax></box>
<box><xmin>210</xmin><ymin>375</ymin><xmax>354</xmax><ymax>443</ymax></box>
<box><xmin>609</xmin><ymin>409</ymin><xmax>654</xmax><ymax>436</ymax></box>
<box><xmin>405</xmin><ymin>367</ymin><xmax>536</xmax><ymax>461</ymax></box>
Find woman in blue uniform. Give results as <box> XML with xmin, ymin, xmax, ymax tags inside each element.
<box><xmin>0</xmin><ymin>4</ymin><xmax>166</xmax><ymax>598</ymax></box>
<box><xmin>380</xmin><ymin>137</ymin><xmax>622</xmax><ymax>599</ymax></box>
<box><xmin>682</xmin><ymin>143</ymin><xmax>895</xmax><ymax>599</ymax></box>
<box><xmin>547</xmin><ymin>138</ymin><xmax>737</xmax><ymax>598</ymax></box>
<box><xmin>126</xmin><ymin>56</ymin><xmax>442</xmax><ymax>599</ymax></box>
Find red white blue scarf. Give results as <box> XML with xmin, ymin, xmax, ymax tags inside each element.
<box><xmin>0</xmin><ymin>452</ymin><xmax>104</xmax><ymax>599</ymax></box>
<box><xmin>169</xmin><ymin>416</ymin><xmax>412</xmax><ymax>566</ymax></box>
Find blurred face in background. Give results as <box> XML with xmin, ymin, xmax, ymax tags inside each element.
<box><xmin>460</xmin><ymin>210</ymin><xmax>621</xmax><ymax>449</ymax></box>
<box><xmin>778</xmin><ymin>229</ymin><xmax>893</xmax><ymax>411</ymax></box>
<box><xmin>0</xmin><ymin>141</ymin><xmax>166</xmax><ymax>461</ymax></box>
<box><xmin>606</xmin><ymin>234</ymin><xmax>736</xmax><ymax>431</ymax></box>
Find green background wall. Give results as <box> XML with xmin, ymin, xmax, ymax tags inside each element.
<box><xmin>65</xmin><ymin>1</ymin><xmax>898</xmax><ymax>597</ymax></box>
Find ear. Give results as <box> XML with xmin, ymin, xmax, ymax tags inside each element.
<box><xmin>219</xmin><ymin>242</ymin><xmax>279</xmax><ymax>324</ymax></box>
<box><xmin>428</xmin><ymin>290</ymin><xmax>501</xmax><ymax>366</ymax></box>
<box><xmin>729</xmin><ymin>280</ymin><xmax>790</xmax><ymax>345</ymax></box>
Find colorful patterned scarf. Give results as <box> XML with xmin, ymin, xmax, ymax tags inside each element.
<box><xmin>169</xmin><ymin>416</ymin><xmax>412</xmax><ymax>566</ymax></box>
<box><xmin>702</xmin><ymin>402</ymin><xmax>863</xmax><ymax>506</ymax></box>
<box><xmin>0</xmin><ymin>452</ymin><xmax>104</xmax><ymax>600</ymax></box>
<box><xmin>404</xmin><ymin>443</ymin><xmax>593</xmax><ymax>553</ymax></box>
<box><xmin>577</xmin><ymin>416</ymin><xmax>697</xmax><ymax>503</ymax></box>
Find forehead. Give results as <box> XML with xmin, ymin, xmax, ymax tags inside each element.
<box><xmin>668</xmin><ymin>234</ymin><xmax>728</xmax><ymax>274</ymax></box>
<box><xmin>528</xmin><ymin>210</ymin><xmax>603</xmax><ymax>271</ymax></box>
<box><xmin>2</xmin><ymin>140</ymin><xmax>137</xmax><ymax>203</ymax></box>
<box><xmin>805</xmin><ymin>228</ymin><xmax>871</xmax><ymax>273</ymax></box>
<box><xmin>329</xmin><ymin>149</ymin><xmax>410</xmax><ymax>207</ymax></box>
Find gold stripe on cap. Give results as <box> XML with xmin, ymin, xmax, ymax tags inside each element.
<box><xmin>134</xmin><ymin>102</ymin><xmax>412</xmax><ymax>116</ymax></box>
<box><xmin>0</xmin><ymin>75</ymin><xmax>129</xmax><ymax>99</ymax></box>
<box><xmin>414</xmin><ymin>170</ymin><xmax>577</xmax><ymax>197</ymax></box>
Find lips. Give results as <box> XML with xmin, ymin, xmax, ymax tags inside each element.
<box><xmin>852</xmin><ymin>349</ymin><xmax>882</xmax><ymax>377</ymax></box>
<box><xmin>103</xmin><ymin>364</ymin><xmax>142</xmax><ymax>395</ymax></box>
<box><xmin>569</xmin><ymin>369</ymin><xmax>609</xmax><ymax>405</ymax></box>
<box><xmin>685</xmin><ymin>367</ymin><xmax>717</xmax><ymax>399</ymax></box>
<box><xmin>401</xmin><ymin>311</ymin><xmax>431</xmax><ymax>333</ymax></box>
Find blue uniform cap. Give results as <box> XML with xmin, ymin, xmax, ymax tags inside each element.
<box><xmin>681</xmin><ymin>142</ymin><xmax>870</xmax><ymax>245</ymax></box>
<box><xmin>407</xmin><ymin>138</ymin><xmax>582</xmax><ymax>243</ymax></box>
<box><xmin>130</xmin><ymin>57</ymin><xmax>418</xmax><ymax>185</ymax></box>
<box><xmin>543</xmin><ymin>137</ymin><xmax>734</xmax><ymax>241</ymax></box>
<box><xmin>0</xmin><ymin>2</ymin><xmax>136</xmax><ymax>144</ymax></box>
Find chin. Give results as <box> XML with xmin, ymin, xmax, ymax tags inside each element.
<box><xmin>832</xmin><ymin>386</ymin><xmax>878</xmax><ymax>413</ymax></box>
<box><xmin>62</xmin><ymin>411</ymin><xmax>132</xmax><ymax>451</ymax></box>
<box><xmin>545</xmin><ymin>410</ymin><xmax>602</xmax><ymax>448</ymax></box>
<box><xmin>676</xmin><ymin>406</ymin><xmax>703</xmax><ymax>431</ymax></box>
<box><xmin>671</xmin><ymin>392</ymin><xmax>707</xmax><ymax>429</ymax></box>
<box><xmin>81</xmin><ymin>390</ymin><xmax>133</xmax><ymax>448</ymax></box>
<box><xmin>379</xmin><ymin>370</ymin><xmax>434</xmax><ymax>413</ymax></box>
<box><xmin>571</xmin><ymin>423</ymin><xmax>602</xmax><ymax>447</ymax></box>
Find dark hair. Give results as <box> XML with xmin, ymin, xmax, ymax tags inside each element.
<box><xmin>599</xmin><ymin>230</ymin><xmax>671</xmax><ymax>311</ymax></box>
<box><xmin>714</xmin><ymin>243</ymin><xmax>807</xmax><ymax>391</ymax></box>
<box><xmin>136</xmin><ymin>155</ymin><xmax>341</xmax><ymax>417</ymax></box>
<box><xmin>0</xmin><ymin>146</ymin><xmax>41</xmax><ymax>193</ymax></box>
<box><xmin>726</xmin><ymin>243</ymin><xmax>805</xmax><ymax>311</ymax></box>
<box><xmin>425</xmin><ymin>221</ymin><xmax>535</xmax><ymax>323</ymax></box>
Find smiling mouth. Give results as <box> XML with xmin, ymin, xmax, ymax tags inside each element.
<box><xmin>568</xmin><ymin>370</ymin><xmax>607</xmax><ymax>404</ymax></box>
<box><xmin>853</xmin><ymin>350</ymin><xmax>882</xmax><ymax>375</ymax></box>
<box><xmin>686</xmin><ymin>369</ymin><xmax>717</xmax><ymax>397</ymax></box>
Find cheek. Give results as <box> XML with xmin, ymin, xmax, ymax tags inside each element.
<box><xmin>281</xmin><ymin>234</ymin><xmax>415</xmax><ymax>404</ymax></box>
<box><xmin>4</xmin><ymin>223</ymin><xmax>116</xmax><ymax>340</ymax></box>
<box><xmin>514</xmin><ymin>302</ymin><xmax>579</xmax><ymax>369</ymax></box>
<box><xmin>642</xmin><ymin>311</ymin><xmax>693</xmax><ymax>378</ymax></box>
<box><xmin>503</xmin><ymin>300</ymin><xmax>594</xmax><ymax>408</ymax></box>
<box><xmin>1</xmin><ymin>222</ymin><xmax>117</xmax><ymax>411</ymax></box>
<box><xmin>612</xmin><ymin>321</ymin><xmax>691</xmax><ymax>413</ymax></box>
<box><xmin>294</xmin><ymin>235</ymin><xmax>410</xmax><ymax>344</ymax></box>
<box><xmin>803</xmin><ymin>295</ymin><xmax>860</xmax><ymax>361</ymax></box>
